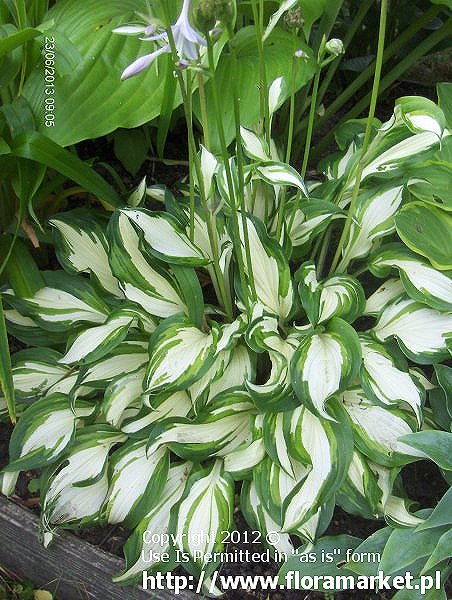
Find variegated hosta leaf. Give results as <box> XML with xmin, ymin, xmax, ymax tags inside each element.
<box><xmin>263</xmin><ymin>0</ymin><xmax>298</xmax><ymax>41</ymax></box>
<box><xmin>369</xmin><ymin>463</ymin><xmax>424</xmax><ymax>527</ymax></box>
<box><xmin>337</xmin><ymin>185</ymin><xmax>404</xmax><ymax>271</ymax></box>
<box><xmin>282</xmin><ymin>401</ymin><xmax>354</xmax><ymax>531</ymax></box>
<box><xmin>373</xmin><ymin>296</ymin><xmax>452</xmax><ymax>364</ymax></box>
<box><xmin>197</xmin><ymin>145</ymin><xmax>219</xmax><ymax>198</ymax></box>
<box><xmin>336</xmin><ymin>451</ymin><xmax>383</xmax><ymax>520</ymax></box>
<box><xmin>2</xmin><ymin>394</ymin><xmax>95</xmax><ymax>478</ymax></box>
<box><xmin>3</xmin><ymin>272</ymin><xmax>109</xmax><ymax>331</ymax></box>
<box><xmin>340</xmin><ymin>387</ymin><xmax>426</xmax><ymax>467</ymax></box>
<box><xmin>297</xmin><ymin>263</ymin><xmax>365</xmax><ymax>325</ymax></box>
<box><xmin>104</xmin><ymin>441</ymin><xmax>169</xmax><ymax>527</ymax></box>
<box><xmin>361</xmin><ymin>130</ymin><xmax>444</xmax><ymax>182</ymax></box>
<box><xmin>393</xmin><ymin>96</ymin><xmax>446</xmax><ymax>139</ymax></box>
<box><xmin>364</xmin><ymin>278</ymin><xmax>405</xmax><ymax>316</ymax></box>
<box><xmin>187</xmin><ymin>318</ymin><xmax>245</xmax><ymax>408</ymax></box>
<box><xmin>318</xmin><ymin>275</ymin><xmax>365</xmax><ymax>324</ymax></box>
<box><xmin>240</xmin><ymin>126</ymin><xmax>270</xmax><ymax>161</ymax></box>
<box><xmin>287</xmin><ymin>200</ymin><xmax>343</xmax><ymax>249</ymax></box>
<box><xmin>102</xmin><ymin>368</ymin><xmax>146</xmax><ymax>427</ymax></box>
<box><xmin>108</xmin><ymin>212</ymin><xmax>187</xmax><ymax>318</ymax></box>
<box><xmin>253</xmin><ymin>456</ymin><xmax>333</xmax><ymax>544</ymax></box>
<box><xmin>262</xmin><ymin>411</ymin><xmax>302</xmax><ymax>478</ymax></box>
<box><xmin>121</xmin><ymin>208</ymin><xmax>207</xmax><ymax>266</ymax></box>
<box><xmin>121</xmin><ymin>391</ymin><xmax>192</xmax><ymax>434</ymax></box>
<box><xmin>223</xmin><ymin>437</ymin><xmax>266</xmax><ymax>479</ymax></box>
<box><xmin>59</xmin><ymin>310</ymin><xmax>136</xmax><ymax>365</ymax></box>
<box><xmin>113</xmin><ymin>462</ymin><xmax>193</xmax><ymax>582</ymax></box>
<box><xmin>360</xmin><ymin>336</ymin><xmax>424</xmax><ymax>425</ymax></box>
<box><xmin>237</xmin><ymin>217</ymin><xmax>293</xmax><ymax>319</ymax></box>
<box><xmin>145</xmin><ymin>316</ymin><xmax>221</xmax><ymax>395</ymax></box>
<box><xmin>245</xmin><ymin>309</ymin><xmax>298</xmax><ymax>410</ymax></box>
<box><xmin>41</xmin><ymin>427</ymin><xmax>126</xmax><ymax>530</ymax></box>
<box><xmin>11</xmin><ymin>348</ymin><xmax>69</xmax><ymax>399</ymax></box>
<box><xmin>171</xmin><ymin>460</ymin><xmax>234</xmax><ymax>575</ymax></box>
<box><xmin>146</xmin><ymin>391</ymin><xmax>255</xmax><ymax>461</ymax></box>
<box><xmin>290</xmin><ymin>317</ymin><xmax>362</xmax><ymax>419</ymax></box>
<box><xmin>76</xmin><ymin>341</ymin><xmax>149</xmax><ymax>388</ymax></box>
<box><xmin>50</xmin><ymin>210</ymin><xmax>122</xmax><ymax>297</ymax></box>
<box><xmin>268</xmin><ymin>76</ymin><xmax>287</xmax><ymax>119</ymax></box>
<box><xmin>369</xmin><ymin>244</ymin><xmax>452</xmax><ymax>312</ymax></box>
<box><xmin>241</xmin><ymin>480</ymin><xmax>294</xmax><ymax>557</ymax></box>
<box><xmin>199</xmin><ymin>345</ymin><xmax>253</xmax><ymax>408</ymax></box>
<box><xmin>256</xmin><ymin>161</ymin><xmax>308</xmax><ymax>194</ymax></box>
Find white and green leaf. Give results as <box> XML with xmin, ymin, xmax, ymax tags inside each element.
<box><xmin>108</xmin><ymin>212</ymin><xmax>187</xmax><ymax>318</ymax></box>
<box><xmin>369</xmin><ymin>244</ymin><xmax>452</xmax><ymax>312</ymax></box>
<box><xmin>121</xmin><ymin>208</ymin><xmax>208</xmax><ymax>266</ymax></box>
<box><xmin>105</xmin><ymin>441</ymin><xmax>169</xmax><ymax>527</ymax></box>
<box><xmin>50</xmin><ymin>211</ymin><xmax>122</xmax><ymax>297</ymax></box>
<box><xmin>290</xmin><ymin>317</ymin><xmax>361</xmax><ymax>419</ymax></box>
<box><xmin>373</xmin><ymin>296</ymin><xmax>452</xmax><ymax>364</ymax></box>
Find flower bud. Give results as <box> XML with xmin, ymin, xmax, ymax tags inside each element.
<box><xmin>193</xmin><ymin>0</ymin><xmax>216</xmax><ymax>32</ymax></box>
<box><xmin>325</xmin><ymin>38</ymin><xmax>344</xmax><ymax>57</ymax></box>
<box><xmin>294</xmin><ymin>49</ymin><xmax>308</xmax><ymax>59</ymax></box>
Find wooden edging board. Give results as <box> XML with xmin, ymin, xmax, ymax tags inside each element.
<box><xmin>0</xmin><ymin>496</ymin><xmax>198</xmax><ymax>600</ymax></box>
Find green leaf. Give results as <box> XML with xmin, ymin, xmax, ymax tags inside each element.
<box><xmin>437</xmin><ymin>82</ymin><xmax>452</xmax><ymax>126</ymax></box>
<box><xmin>416</xmin><ymin>488</ymin><xmax>452</xmax><ymax>531</ymax></box>
<box><xmin>11</xmin><ymin>132</ymin><xmax>121</xmax><ymax>209</ymax></box>
<box><xmin>395</xmin><ymin>202</ymin><xmax>452</xmax><ymax>270</ymax></box>
<box><xmin>398</xmin><ymin>431</ymin><xmax>452</xmax><ymax>470</ymax></box>
<box><xmin>0</xmin><ymin>26</ymin><xmax>42</xmax><ymax>59</ymax></box>
<box><xmin>421</xmin><ymin>529</ymin><xmax>452</xmax><ymax>573</ymax></box>
<box><xmin>0</xmin><ymin>237</ymin><xmax>45</xmax><ymax>297</ymax></box>
<box><xmin>290</xmin><ymin>317</ymin><xmax>361</xmax><ymax>419</ymax></box>
<box><xmin>278</xmin><ymin>535</ymin><xmax>362</xmax><ymax>590</ymax></box>
<box><xmin>22</xmin><ymin>0</ymin><xmax>173</xmax><ymax>147</ymax></box>
<box><xmin>113</xmin><ymin>128</ymin><xmax>148</xmax><ymax>176</ymax></box>
<box><xmin>0</xmin><ymin>299</ymin><xmax>15</xmax><ymax>423</ymax></box>
<box><xmin>379</xmin><ymin>517</ymin><xmax>446</xmax><ymax>575</ymax></box>
<box><xmin>197</xmin><ymin>26</ymin><xmax>315</xmax><ymax>150</ymax></box>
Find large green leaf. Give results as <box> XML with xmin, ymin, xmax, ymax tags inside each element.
<box><xmin>11</xmin><ymin>132</ymin><xmax>121</xmax><ymax>208</ymax></box>
<box><xmin>22</xmin><ymin>0</ymin><xmax>172</xmax><ymax>147</ymax></box>
<box><xmin>395</xmin><ymin>202</ymin><xmax>452</xmax><ymax>270</ymax></box>
<box><xmin>196</xmin><ymin>26</ymin><xmax>315</xmax><ymax>150</ymax></box>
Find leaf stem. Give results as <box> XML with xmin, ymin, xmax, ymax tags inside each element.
<box><xmin>329</xmin><ymin>0</ymin><xmax>388</xmax><ymax>275</ymax></box>
<box><xmin>206</xmin><ymin>33</ymin><xmax>251</xmax><ymax>309</ymax></box>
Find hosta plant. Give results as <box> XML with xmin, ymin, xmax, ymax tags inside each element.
<box><xmin>0</xmin><ymin>87</ymin><xmax>451</xmax><ymax>595</ymax></box>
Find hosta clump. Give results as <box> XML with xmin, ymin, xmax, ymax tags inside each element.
<box><xmin>0</xmin><ymin>94</ymin><xmax>451</xmax><ymax>595</ymax></box>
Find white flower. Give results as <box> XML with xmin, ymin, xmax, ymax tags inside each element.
<box><xmin>115</xmin><ymin>0</ymin><xmax>206</xmax><ymax>80</ymax></box>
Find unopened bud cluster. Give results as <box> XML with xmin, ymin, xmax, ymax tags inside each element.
<box><xmin>284</xmin><ymin>7</ymin><xmax>304</xmax><ymax>29</ymax></box>
<box><xmin>194</xmin><ymin>0</ymin><xmax>235</xmax><ymax>32</ymax></box>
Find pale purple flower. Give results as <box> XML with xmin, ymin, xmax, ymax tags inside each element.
<box><xmin>115</xmin><ymin>0</ymin><xmax>206</xmax><ymax>81</ymax></box>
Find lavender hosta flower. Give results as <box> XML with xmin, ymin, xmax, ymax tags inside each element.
<box><xmin>114</xmin><ymin>0</ymin><xmax>206</xmax><ymax>80</ymax></box>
